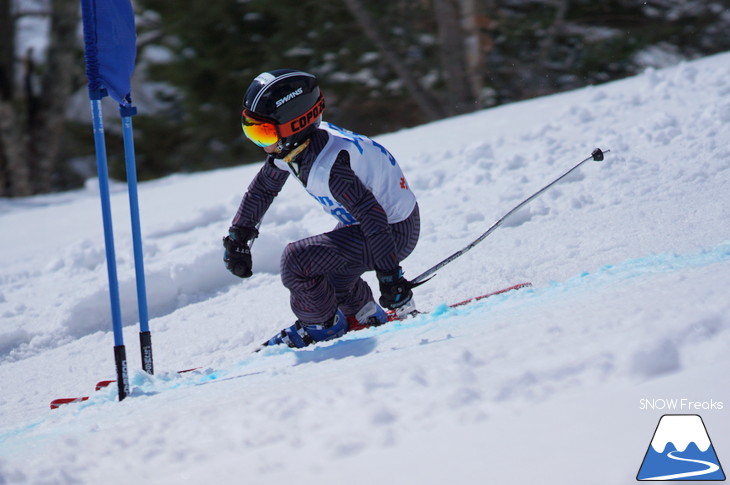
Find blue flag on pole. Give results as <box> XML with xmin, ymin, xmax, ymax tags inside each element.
<box><xmin>80</xmin><ymin>0</ymin><xmax>137</xmax><ymax>104</ymax></box>
<box><xmin>79</xmin><ymin>0</ymin><xmax>147</xmax><ymax>399</ymax></box>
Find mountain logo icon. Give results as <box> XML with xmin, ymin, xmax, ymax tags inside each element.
<box><xmin>637</xmin><ymin>414</ymin><xmax>726</xmax><ymax>481</ymax></box>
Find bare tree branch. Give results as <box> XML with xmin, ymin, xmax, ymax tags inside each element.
<box><xmin>341</xmin><ymin>0</ymin><xmax>445</xmax><ymax>120</ymax></box>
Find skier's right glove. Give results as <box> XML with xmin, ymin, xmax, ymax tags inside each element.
<box><xmin>376</xmin><ymin>267</ymin><xmax>413</xmax><ymax>310</ymax></box>
<box><xmin>223</xmin><ymin>226</ymin><xmax>258</xmax><ymax>278</ymax></box>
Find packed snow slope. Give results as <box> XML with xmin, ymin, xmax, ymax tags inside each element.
<box><xmin>1</xmin><ymin>52</ymin><xmax>729</xmax><ymax>484</ymax></box>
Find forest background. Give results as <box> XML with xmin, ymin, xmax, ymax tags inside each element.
<box><xmin>1</xmin><ymin>0</ymin><xmax>728</xmax><ymax>196</ymax></box>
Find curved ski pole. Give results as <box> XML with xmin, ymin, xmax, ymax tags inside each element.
<box><xmin>411</xmin><ymin>148</ymin><xmax>609</xmax><ymax>285</ymax></box>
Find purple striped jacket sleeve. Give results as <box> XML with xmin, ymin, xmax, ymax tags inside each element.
<box><xmin>232</xmin><ymin>158</ymin><xmax>290</xmax><ymax>229</ymax></box>
<box><xmin>329</xmin><ymin>151</ymin><xmax>399</xmax><ymax>272</ymax></box>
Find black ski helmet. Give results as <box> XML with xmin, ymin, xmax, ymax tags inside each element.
<box><xmin>242</xmin><ymin>69</ymin><xmax>325</xmax><ymax>153</ymax></box>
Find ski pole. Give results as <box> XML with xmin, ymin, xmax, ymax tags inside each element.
<box><xmin>120</xmin><ymin>104</ymin><xmax>154</xmax><ymax>375</ymax></box>
<box><xmin>88</xmin><ymin>94</ymin><xmax>130</xmax><ymax>401</ymax></box>
<box><xmin>411</xmin><ymin>148</ymin><xmax>609</xmax><ymax>285</ymax></box>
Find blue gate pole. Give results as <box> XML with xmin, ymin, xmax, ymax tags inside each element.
<box><xmin>90</xmin><ymin>94</ymin><xmax>130</xmax><ymax>401</ymax></box>
<box><xmin>119</xmin><ymin>104</ymin><xmax>153</xmax><ymax>375</ymax></box>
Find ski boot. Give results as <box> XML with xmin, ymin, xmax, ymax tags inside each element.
<box><xmin>264</xmin><ymin>309</ymin><xmax>348</xmax><ymax>349</ymax></box>
<box><xmin>346</xmin><ymin>300</ymin><xmax>388</xmax><ymax>332</ymax></box>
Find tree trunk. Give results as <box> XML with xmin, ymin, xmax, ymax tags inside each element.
<box><xmin>0</xmin><ymin>103</ymin><xmax>32</xmax><ymax>197</ymax></box>
<box><xmin>459</xmin><ymin>0</ymin><xmax>491</xmax><ymax>108</ymax></box>
<box><xmin>0</xmin><ymin>0</ymin><xmax>32</xmax><ymax>197</ymax></box>
<box><xmin>0</xmin><ymin>0</ymin><xmax>10</xmax><ymax>196</ymax></box>
<box><xmin>32</xmin><ymin>0</ymin><xmax>79</xmax><ymax>193</ymax></box>
<box><xmin>0</xmin><ymin>0</ymin><xmax>14</xmax><ymax>100</ymax></box>
<box><xmin>341</xmin><ymin>0</ymin><xmax>445</xmax><ymax>121</ymax></box>
<box><xmin>432</xmin><ymin>0</ymin><xmax>481</xmax><ymax>115</ymax></box>
<box><xmin>0</xmin><ymin>0</ymin><xmax>76</xmax><ymax>197</ymax></box>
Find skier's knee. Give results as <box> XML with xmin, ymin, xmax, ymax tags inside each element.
<box><xmin>281</xmin><ymin>242</ymin><xmax>308</xmax><ymax>278</ymax></box>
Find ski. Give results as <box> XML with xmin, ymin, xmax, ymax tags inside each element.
<box><xmin>448</xmin><ymin>281</ymin><xmax>532</xmax><ymax>307</ymax></box>
<box><xmin>343</xmin><ymin>282</ymin><xmax>531</xmax><ymax>331</ymax></box>
<box><xmin>50</xmin><ymin>367</ymin><xmax>201</xmax><ymax>409</ymax></box>
<box><xmin>50</xmin><ymin>283</ymin><xmax>531</xmax><ymax>409</ymax></box>
<box><xmin>385</xmin><ymin>281</ymin><xmax>532</xmax><ymax>322</ymax></box>
<box><xmin>50</xmin><ymin>397</ymin><xmax>89</xmax><ymax>409</ymax></box>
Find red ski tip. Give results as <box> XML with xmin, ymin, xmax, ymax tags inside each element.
<box><xmin>449</xmin><ymin>282</ymin><xmax>532</xmax><ymax>308</ymax></box>
<box><xmin>50</xmin><ymin>397</ymin><xmax>89</xmax><ymax>409</ymax></box>
<box><xmin>95</xmin><ymin>380</ymin><xmax>115</xmax><ymax>391</ymax></box>
<box><xmin>177</xmin><ymin>367</ymin><xmax>201</xmax><ymax>374</ymax></box>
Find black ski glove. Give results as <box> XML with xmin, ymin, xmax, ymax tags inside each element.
<box><xmin>223</xmin><ymin>226</ymin><xmax>258</xmax><ymax>278</ymax></box>
<box><xmin>376</xmin><ymin>267</ymin><xmax>413</xmax><ymax>310</ymax></box>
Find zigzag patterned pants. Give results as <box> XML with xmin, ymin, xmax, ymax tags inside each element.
<box><xmin>280</xmin><ymin>205</ymin><xmax>420</xmax><ymax>324</ymax></box>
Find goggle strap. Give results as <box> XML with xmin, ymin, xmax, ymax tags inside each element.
<box><xmin>279</xmin><ymin>94</ymin><xmax>325</xmax><ymax>138</ymax></box>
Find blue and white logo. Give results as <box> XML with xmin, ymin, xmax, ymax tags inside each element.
<box><xmin>637</xmin><ymin>414</ymin><xmax>725</xmax><ymax>481</ymax></box>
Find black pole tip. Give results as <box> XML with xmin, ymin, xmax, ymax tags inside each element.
<box><xmin>591</xmin><ymin>148</ymin><xmax>604</xmax><ymax>161</ymax></box>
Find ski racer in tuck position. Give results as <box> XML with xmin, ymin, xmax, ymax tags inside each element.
<box><xmin>223</xmin><ymin>69</ymin><xmax>421</xmax><ymax>348</ymax></box>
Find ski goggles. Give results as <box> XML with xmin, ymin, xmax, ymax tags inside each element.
<box><xmin>241</xmin><ymin>115</ymin><xmax>279</xmax><ymax>147</ymax></box>
<box><xmin>241</xmin><ymin>94</ymin><xmax>325</xmax><ymax>147</ymax></box>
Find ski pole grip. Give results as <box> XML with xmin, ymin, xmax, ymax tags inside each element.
<box><xmin>592</xmin><ymin>148</ymin><xmax>608</xmax><ymax>161</ymax></box>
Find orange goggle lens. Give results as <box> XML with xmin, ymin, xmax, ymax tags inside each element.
<box><xmin>241</xmin><ymin>117</ymin><xmax>279</xmax><ymax>147</ymax></box>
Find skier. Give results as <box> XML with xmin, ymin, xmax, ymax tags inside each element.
<box><xmin>223</xmin><ymin>69</ymin><xmax>420</xmax><ymax>348</ymax></box>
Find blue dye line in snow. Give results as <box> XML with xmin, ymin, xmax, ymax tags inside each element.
<box><xmin>2</xmin><ymin>243</ymin><xmax>727</xmax><ymax>446</ymax></box>
<box><xmin>552</xmin><ymin>241</ymin><xmax>730</xmax><ymax>291</ymax></box>
<box><xmin>246</xmin><ymin>242</ymin><xmax>730</xmax><ymax>354</ymax></box>
<box><xmin>332</xmin><ymin>241</ymin><xmax>730</xmax><ymax>343</ymax></box>
<box><xmin>0</xmin><ymin>421</ymin><xmax>41</xmax><ymax>447</ymax></box>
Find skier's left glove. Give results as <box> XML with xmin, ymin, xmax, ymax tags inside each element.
<box><xmin>223</xmin><ymin>226</ymin><xmax>258</xmax><ymax>278</ymax></box>
<box><xmin>376</xmin><ymin>267</ymin><xmax>414</xmax><ymax>310</ymax></box>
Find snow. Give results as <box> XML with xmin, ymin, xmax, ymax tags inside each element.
<box><xmin>2</xmin><ymin>52</ymin><xmax>730</xmax><ymax>484</ymax></box>
<box><xmin>651</xmin><ymin>415</ymin><xmax>711</xmax><ymax>453</ymax></box>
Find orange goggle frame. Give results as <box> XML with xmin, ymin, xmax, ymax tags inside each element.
<box><xmin>241</xmin><ymin>94</ymin><xmax>325</xmax><ymax>147</ymax></box>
